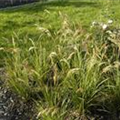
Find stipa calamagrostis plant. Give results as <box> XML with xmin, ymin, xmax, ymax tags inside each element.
<box><xmin>90</xmin><ymin>19</ymin><xmax>120</xmax><ymax>119</ymax></box>
<box><xmin>36</xmin><ymin>24</ymin><xmax>88</xmax><ymax>119</ymax></box>
<box><xmin>61</xmin><ymin>48</ymin><xmax>107</xmax><ymax>118</ymax></box>
<box><xmin>102</xmin><ymin>62</ymin><xmax>120</xmax><ymax>119</ymax></box>
<box><xmin>34</xmin><ymin>21</ymin><xmax>111</xmax><ymax>119</ymax></box>
<box><xmin>36</xmin><ymin>84</ymin><xmax>71</xmax><ymax>120</ymax></box>
<box><xmin>37</xmin><ymin>18</ymin><xmax>120</xmax><ymax>119</ymax></box>
<box><xmin>5</xmin><ymin>37</ymin><xmax>48</xmax><ymax>100</ymax></box>
<box><xmin>36</xmin><ymin>38</ymin><xmax>107</xmax><ymax>119</ymax></box>
<box><xmin>91</xmin><ymin>21</ymin><xmax>120</xmax><ymax>118</ymax></box>
<box><xmin>36</xmin><ymin>51</ymin><xmax>70</xmax><ymax>119</ymax></box>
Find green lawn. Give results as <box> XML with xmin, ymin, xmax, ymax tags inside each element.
<box><xmin>0</xmin><ymin>0</ymin><xmax>117</xmax><ymax>38</ymax></box>
<box><xmin>0</xmin><ymin>0</ymin><xmax>119</xmax><ymax>61</ymax></box>
<box><xmin>0</xmin><ymin>0</ymin><xmax>120</xmax><ymax>47</ymax></box>
<box><xmin>1</xmin><ymin>0</ymin><xmax>120</xmax><ymax>119</ymax></box>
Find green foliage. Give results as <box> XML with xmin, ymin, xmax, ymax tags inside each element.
<box><xmin>1</xmin><ymin>0</ymin><xmax>120</xmax><ymax>119</ymax></box>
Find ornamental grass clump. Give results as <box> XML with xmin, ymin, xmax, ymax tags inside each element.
<box><xmin>4</xmin><ymin>17</ymin><xmax>120</xmax><ymax>119</ymax></box>
<box><xmin>5</xmin><ymin>36</ymin><xmax>49</xmax><ymax>100</ymax></box>
<box><xmin>91</xmin><ymin>19</ymin><xmax>120</xmax><ymax>118</ymax></box>
<box><xmin>36</xmin><ymin>20</ymin><xmax>109</xmax><ymax>119</ymax></box>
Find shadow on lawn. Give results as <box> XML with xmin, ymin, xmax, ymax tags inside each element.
<box><xmin>0</xmin><ymin>1</ymin><xmax>101</xmax><ymax>13</ymax></box>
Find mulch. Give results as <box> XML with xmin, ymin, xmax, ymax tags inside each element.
<box><xmin>0</xmin><ymin>68</ymin><xmax>37</xmax><ymax>120</ymax></box>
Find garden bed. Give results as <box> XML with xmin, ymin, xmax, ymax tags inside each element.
<box><xmin>0</xmin><ymin>68</ymin><xmax>37</xmax><ymax>120</ymax></box>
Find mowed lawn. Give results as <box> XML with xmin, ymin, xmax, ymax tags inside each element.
<box><xmin>0</xmin><ymin>0</ymin><xmax>119</xmax><ymax>53</ymax></box>
<box><xmin>0</xmin><ymin>0</ymin><xmax>119</xmax><ymax>39</ymax></box>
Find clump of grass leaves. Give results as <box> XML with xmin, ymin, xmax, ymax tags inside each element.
<box><xmin>4</xmin><ymin>17</ymin><xmax>120</xmax><ymax>119</ymax></box>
